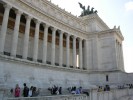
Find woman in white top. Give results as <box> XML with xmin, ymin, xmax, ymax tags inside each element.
<box><xmin>28</xmin><ymin>86</ymin><xmax>33</xmax><ymax>97</ymax></box>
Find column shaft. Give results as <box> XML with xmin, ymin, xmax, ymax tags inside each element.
<box><xmin>59</xmin><ymin>31</ymin><xmax>63</xmax><ymax>66</ymax></box>
<box><xmin>51</xmin><ymin>28</ymin><xmax>56</xmax><ymax>65</ymax></box>
<box><xmin>33</xmin><ymin>20</ymin><xmax>40</xmax><ymax>61</ymax></box>
<box><xmin>79</xmin><ymin>39</ymin><xmax>83</xmax><ymax>69</ymax></box>
<box><xmin>42</xmin><ymin>24</ymin><xmax>49</xmax><ymax>63</ymax></box>
<box><xmin>66</xmin><ymin>34</ymin><xmax>70</xmax><ymax>67</ymax></box>
<box><xmin>11</xmin><ymin>10</ymin><xmax>22</xmax><ymax>56</ymax></box>
<box><xmin>0</xmin><ymin>4</ymin><xmax>12</xmax><ymax>53</ymax></box>
<box><xmin>73</xmin><ymin>36</ymin><xmax>77</xmax><ymax>68</ymax></box>
<box><xmin>22</xmin><ymin>16</ymin><xmax>32</xmax><ymax>59</ymax></box>
<box><xmin>84</xmin><ymin>40</ymin><xmax>88</xmax><ymax>70</ymax></box>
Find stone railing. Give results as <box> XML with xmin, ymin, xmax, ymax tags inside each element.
<box><xmin>6</xmin><ymin>94</ymin><xmax>88</xmax><ymax>100</ymax></box>
<box><xmin>90</xmin><ymin>88</ymin><xmax>133</xmax><ymax>100</ymax></box>
<box><xmin>1</xmin><ymin>88</ymin><xmax>133</xmax><ymax>100</ymax></box>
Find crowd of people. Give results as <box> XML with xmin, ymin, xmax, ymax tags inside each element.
<box><xmin>48</xmin><ymin>85</ymin><xmax>62</xmax><ymax>95</ymax></box>
<box><xmin>11</xmin><ymin>84</ymin><xmax>86</xmax><ymax>98</ymax></box>
<box><xmin>118</xmin><ymin>84</ymin><xmax>133</xmax><ymax>89</ymax></box>
<box><xmin>128</xmin><ymin>84</ymin><xmax>133</xmax><ymax>89</ymax></box>
<box><xmin>97</xmin><ymin>85</ymin><xmax>110</xmax><ymax>92</ymax></box>
<box><xmin>67</xmin><ymin>86</ymin><xmax>82</xmax><ymax>94</ymax></box>
<box><xmin>67</xmin><ymin>86</ymin><xmax>90</xmax><ymax>96</ymax></box>
<box><xmin>97</xmin><ymin>84</ymin><xmax>133</xmax><ymax>92</ymax></box>
<box><xmin>11</xmin><ymin>83</ymin><xmax>133</xmax><ymax>98</ymax></box>
<box><xmin>10</xmin><ymin>83</ymin><xmax>40</xmax><ymax>97</ymax></box>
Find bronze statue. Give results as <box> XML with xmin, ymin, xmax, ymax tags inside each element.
<box><xmin>78</xmin><ymin>2</ymin><xmax>85</xmax><ymax>11</ymax></box>
<box><xmin>78</xmin><ymin>2</ymin><xmax>98</xmax><ymax>17</ymax></box>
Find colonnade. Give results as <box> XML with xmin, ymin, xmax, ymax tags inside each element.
<box><xmin>0</xmin><ymin>3</ymin><xmax>87</xmax><ymax>69</ymax></box>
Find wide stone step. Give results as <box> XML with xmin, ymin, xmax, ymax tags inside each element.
<box><xmin>6</xmin><ymin>95</ymin><xmax>88</xmax><ymax>100</ymax></box>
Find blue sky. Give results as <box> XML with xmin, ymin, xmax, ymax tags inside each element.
<box><xmin>51</xmin><ymin>0</ymin><xmax>133</xmax><ymax>73</ymax></box>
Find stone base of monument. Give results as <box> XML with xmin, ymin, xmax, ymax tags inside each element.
<box><xmin>5</xmin><ymin>94</ymin><xmax>88</xmax><ymax>100</ymax></box>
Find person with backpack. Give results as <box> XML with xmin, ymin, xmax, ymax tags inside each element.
<box><xmin>23</xmin><ymin>83</ymin><xmax>29</xmax><ymax>97</ymax></box>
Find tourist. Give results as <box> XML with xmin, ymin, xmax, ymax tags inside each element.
<box><xmin>10</xmin><ymin>88</ymin><xmax>14</xmax><ymax>97</ymax></box>
<box><xmin>14</xmin><ymin>84</ymin><xmax>20</xmax><ymax>97</ymax></box>
<box><xmin>67</xmin><ymin>87</ymin><xmax>71</xmax><ymax>93</ymax></box>
<box><xmin>28</xmin><ymin>86</ymin><xmax>33</xmax><ymax>97</ymax></box>
<box><xmin>56</xmin><ymin>88</ymin><xmax>59</xmax><ymax>95</ymax></box>
<box><xmin>104</xmin><ymin>85</ymin><xmax>110</xmax><ymax>91</ymax></box>
<box><xmin>79</xmin><ymin>87</ymin><xmax>83</xmax><ymax>93</ymax></box>
<box><xmin>59</xmin><ymin>87</ymin><xmax>62</xmax><ymax>94</ymax></box>
<box><xmin>48</xmin><ymin>87</ymin><xmax>53</xmax><ymax>95</ymax></box>
<box><xmin>76</xmin><ymin>88</ymin><xmax>81</xmax><ymax>94</ymax></box>
<box><xmin>53</xmin><ymin>85</ymin><xmax>58</xmax><ymax>95</ymax></box>
<box><xmin>98</xmin><ymin>86</ymin><xmax>103</xmax><ymax>92</ymax></box>
<box><xmin>32</xmin><ymin>87</ymin><xmax>40</xmax><ymax>97</ymax></box>
<box><xmin>71</xmin><ymin>86</ymin><xmax>76</xmax><ymax>94</ymax></box>
<box><xmin>23</xmin><ymin>83</ymin><xmax>29</xmax><ymax>97</ymax></box>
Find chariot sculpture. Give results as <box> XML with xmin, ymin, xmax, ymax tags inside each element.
<box><xmin>78</xmin><ymin>2</ymin><xmax>98</xmax><ymax>17</ymax></box>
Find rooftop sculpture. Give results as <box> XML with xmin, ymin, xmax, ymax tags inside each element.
<box><xmin>78</xmin><ymin>2</ymin><xmax>98</xmax><ymax>17</ymax></box>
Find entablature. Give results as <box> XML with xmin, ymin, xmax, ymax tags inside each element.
<box><xmin>20</xmin><ymin>0</ymin><xmax>87</xmax><ymax>33</ymax></box>
<box><xmin>87</xmin><ymin>28</ymin><xmax>124</xmax><ymax>41</ymax></box>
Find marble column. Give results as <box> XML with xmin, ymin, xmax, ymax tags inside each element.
<box><xmin>22</xmin><ymin>15</ymin><xmax>32</xmax><ymax>59</ymax></box>
<box><xmin>79</xmin><ymin>38</ymin><xmax>83</xmax><ymax>69</ymax></box>
<box><xmin>84</xmin><ymin>40</ymin><xmax>88</xmax><ymax>70</ymax></box>
<box><xmin>11</xmin><ymin>10</ymin><xmax>23</xmax><ymax>56</ymax></box>
<box><xmin>59</xmin><ymin>31</ymin><xmax>63</xmax><ymax>66</ymax></box>
<box><xmin>66</xmin><ymin>34</ymin><xmax>70</xmax><ymax>67</ymax></box>
<box><xmin>42</xmin><ymin>24</ymin><xmax>49</xmax><ymax>64</ymax></box>
<box><xmin>73</xmin><ymin>36</ymin><xmax>77</xmax><ymax>68</ymax></box>
<box><xmin>0</xmin><ymin>4</ymin><xmax>12</xmax><ymax>53</ymax></box>
<box><xmin>33</xmin><ymin>20</ymin><xmax>40</xmax><ymax>61</ymax></box>
<box><xmin>51</xmin><ymin>28</ymin><xmax>56</xmax><ymax>65</ymax></box>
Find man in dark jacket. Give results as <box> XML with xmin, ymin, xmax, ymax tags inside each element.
<box><xmin>23</xmin><ymin>83</ymin><xmax>29</xmax><ymax>97</ymax></box>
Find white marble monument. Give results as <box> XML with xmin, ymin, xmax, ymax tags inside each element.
<box><xmin>0</xmin><ymin>0</ymin><xmax>132</xmax><ymax>100</ymax></box>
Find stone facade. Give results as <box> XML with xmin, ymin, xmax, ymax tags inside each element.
<box><xmin>0</xmin><ymin>0</ymin><xmax>132</xmax><ymax>100</ymax></box>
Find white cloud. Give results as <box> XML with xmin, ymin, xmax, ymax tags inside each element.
<box><xmin>125</xmin><ymin>1</ymin><xmax>133</xmax><ymax>11</ymax></box>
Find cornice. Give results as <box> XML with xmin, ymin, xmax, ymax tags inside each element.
<box><xmin>20</xmin><ymin>0</ymin><xmax>86</xmax><ymax>32</ymax></box>
<box><xmin>88</xmin><ymin>28</ymin><xmax>124</xmax><ymax>40</ymax></box>
<box><xmin>44</xmin><ymin>0</ymin><xmax>80</xmax><ymax>20</ymax></box>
